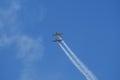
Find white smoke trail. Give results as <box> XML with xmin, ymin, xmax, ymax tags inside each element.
<box><xmin>57</xmin><ymin>37</ymin><xmax>97</xmax><ymax>80</ymax></box>
<box><xmin>58</xmin><ymin>43</ymin><xmax>95</xmax><ymax>80</ymax></box>
<box><xmin>62</xmin><ymin>41</ymin><xmax>97</xmax><ymax>80</ymax></box>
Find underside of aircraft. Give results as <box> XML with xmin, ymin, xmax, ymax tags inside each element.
<box><xmin>53</xmin><ymin>32</ymin><xmax>63</xmax><ymax>36</ymax></box>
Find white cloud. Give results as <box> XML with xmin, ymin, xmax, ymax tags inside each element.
<box><xmin>0</xmin><ymin>0</ymin><xmax>22</xmax><ymax>48</ymax></box>
<box><xmin>0</xmin><ymin>0</ymin><xmax>20</xmax><ymax>16</ymax></box>
<box><xmin>17</xmin><ymin>35</ymin><xmax>44</xmax><ymax>63</ymax></box>
<box><xmin>0</xmin><ymin>34</ymin><xmax>18</xmax><ymax>46</ymax></box>
<box><xmin>0</xmin><ymin>1</ymin><xmax>46</xmax><ymax>80</ymax></box>
<box><xmin>16</xmin><ymin>35</ymin><xmax>44</xmax><ymax>80</ymax></box>
<box><xmin>0</xmin><ymin>0</ymin><xmax>20</xmax><ymax>34</ymax></box>
<box><xmin>19</xmin><ymin>68</ymin><xmax>40</xmax><ymax>80</ymax></box>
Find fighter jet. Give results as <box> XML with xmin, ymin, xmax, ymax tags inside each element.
<box><xmin>53</xmin><ymin>39</ymin><xmax>62</xmax><ymax>42</ymax></box>
<box><xmin>53</xmin><ymin>32</ymin><xmax>63</xmax><ymax>36</ymax></box>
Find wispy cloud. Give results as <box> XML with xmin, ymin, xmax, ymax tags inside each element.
<box><xmin>0</xmin><ymin>0</ymin><xmax>45</xmax><ymax>80</ymax></box>
<box><xmin>19</xmin><ymin>69</ymin><xmax>40</xmax><ymax>80</ymax></box>
<box><xmin>0</xmin><ymin>34</ymin><xmax>17</xmax><ymax>46</ymax></box>
<box><xmin>0</xmin><ymin>0</ymin><xmax>20</xmax><ymax>29</ymax></box>
<box><xmin>0</xmin><ymin>0</ymin><xmax>20</xmax><ymax>46</ymax></box>
<box><xmin>17</xmin><ymin>35</ymin><xmax>44</xmax><ymax>64</ymax></box>
<box><xmin>16</xmin><ymin>35</ymin><xmax>44</xmax><ymax>80</ymax></box>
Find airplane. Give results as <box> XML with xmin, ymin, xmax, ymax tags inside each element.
<box><xmin>53</xmin><ymin>32</ymin><xmax>63</xmax><ymax>36</ymax></box>
<box><xmin>53</xmin><ymin>39</ymin><xmax>62</xmax><ymax>42</ymax></box>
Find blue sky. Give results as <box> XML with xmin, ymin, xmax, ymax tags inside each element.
<box><xmin>0</xmin><ymin>0</ymin><xmax>119</xmax><ymax>80</ymax></box>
